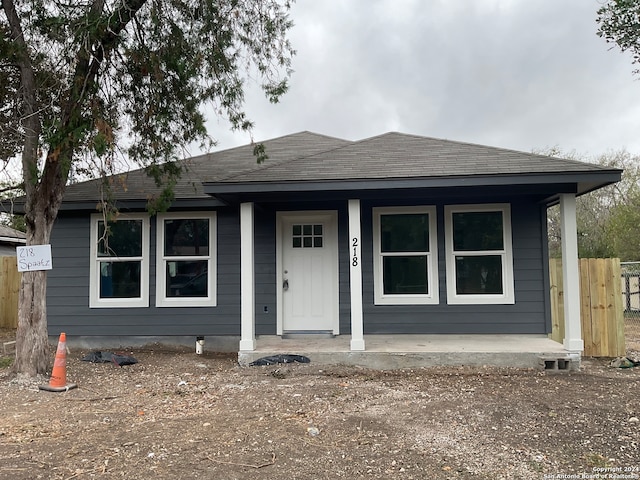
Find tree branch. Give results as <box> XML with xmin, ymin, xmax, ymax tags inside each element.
<box><xmin>2</xmin><ymin>0</ymin><xmax>42</xmax><ymax>232</ymax></box>
<box><xmin>38</xmin><ymin>0</ymin><xmax>148</xmax><ymax>221</ymax></box>
<box><xmin>0</xmin><ymin>184</ymin><xmax>24</xmax><ymax>194</ymax></box>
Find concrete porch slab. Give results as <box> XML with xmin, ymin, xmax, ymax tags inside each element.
<box><xmin>238</xmin><ymin>334</ymin><xmax>577</xmax><ymax>370</ymax></box>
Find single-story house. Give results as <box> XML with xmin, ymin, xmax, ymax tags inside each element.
<box><xmin>14</xmin><ymin>132</ymin><xmax>624</xmax><ymax>368</ymax></box>
<box><xmin>0</xmin><ymin>225</ymin><xmax>26</xmax><ymax>256</ymax></box>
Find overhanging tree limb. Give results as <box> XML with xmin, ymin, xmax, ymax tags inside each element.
<box><xmin>1</xmin><ymin>0</ymin><xmax>295</xmax><ymax>376</ymax></box>
<box><xmin>2</xmin><ymin>0</ymin><xmax>41</xmax><ymax>236</ymax></box>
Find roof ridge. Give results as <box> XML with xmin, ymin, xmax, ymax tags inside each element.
<box><xmin>214</xmin><ymin>132</ymin><xmax>353</xmax><ymax>182</ymax></box>
<box><xmin>179</xmin><ymin>131</ymin><xmax>319</xmax><ymax>166</ymax></box>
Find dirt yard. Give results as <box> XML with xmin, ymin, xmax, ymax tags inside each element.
<box><xmin>0</xmin><ymin>329</ymin><xmax>639</xmax><ymax>480</ymax></box>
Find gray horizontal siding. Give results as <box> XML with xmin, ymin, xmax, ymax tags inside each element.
<box><xmin>249</xmin><ymin>196</ymin><xmax>549</xmax><ymax>336</ymax></box>
<box><xmin>359</xmin><ymin>198</ymin><xmax>549</xmax><ymax>335</ymax></box>
<box><xmin>254</xmin><ymin>208</ymin><xmax>277</xmax><ymax>334</ymax></box>
<box><xmin>47</xmin><ymin>209</ymin><xmax>241</xmax><ymax>337</ymax></box>
<box><xmin>47</xmin><ymin>194</ymin><xmax>551</xmax><ymax>339</ymax></box>
<box><xmin>252</xmin><ymin>202</ymin><xmax>350</xmax><ymax>335</ymax></box>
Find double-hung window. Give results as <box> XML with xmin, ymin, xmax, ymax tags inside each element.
<box><xmin>445</xmin><ymin>204</ymin><xmax>514</xmax><ymax>304</ymax></box>
<box><xmin>90</xmin><ymin>214</ymin><xmax>150</xmax><ymax>308</ymax></box>
<box><xmin>373</xmin><ymin>206</ymin><xmax>439</xmax><ymax>305</ymax></box>
<box><xmin>156</xmin><ymin>212</ymin><xmax>216</xmax><ymax>307</ymax></box>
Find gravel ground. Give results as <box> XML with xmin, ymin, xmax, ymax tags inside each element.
<box><xmin>0</xmin><ymin>330</ymin><xmax>639</xmax><ymax>480</ymax></box>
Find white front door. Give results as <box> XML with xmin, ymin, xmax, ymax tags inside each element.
<box><xmin>277</xmin><ymin>211</ymin><xmax>339</xmax><ymax>334</ymax></box>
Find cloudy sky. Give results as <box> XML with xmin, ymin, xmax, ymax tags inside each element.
<box><xmin>205</xmin><ymin>0</ymin><xmax>640</xmax><ymax>159</ymax></box>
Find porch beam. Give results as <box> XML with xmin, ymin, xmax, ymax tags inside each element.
<box><xmin>348</xmin><ymin>199</ymin><xmax>365</xmax><ymax>351</ymax></box>
<box><xmin>239</xmin><ymin>202</ymin><xmax>256</xmax><ymax>351</ymax></box>
<box><xmin>559</xmin><ymin>193</ymin><xmax>584</xmax><ymax>352</ymax></box>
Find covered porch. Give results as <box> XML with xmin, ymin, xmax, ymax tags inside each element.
<box><xmin>238</xmin><ymin>334</ymin><xmax>577</xmax><ymax>370</ymax></box>
<box><xmin>237</xmin><ymin>194</ymin><xmax>585</xmax><ymax>370</ymax></box>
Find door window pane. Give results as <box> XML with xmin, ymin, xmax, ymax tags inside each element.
<box><xmin>292</xmin><ymin>224</ymin><xmax>324</xmax><ymax>248</ymax></box>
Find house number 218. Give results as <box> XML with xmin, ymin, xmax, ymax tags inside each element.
<box><xmin>352</xmin><ymin>238</ymin><xmax>359</xmax><ymax>267</ymax></box>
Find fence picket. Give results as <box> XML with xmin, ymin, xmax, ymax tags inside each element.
<box><xmin>550</xmin><ymin>257</ymin><xmax>625</xmax><ymax>357</ymax></box>
<box><xmin>0</xmin><ymin>257</ymin><xmax>20</xmax><ymax>329</ymax></box>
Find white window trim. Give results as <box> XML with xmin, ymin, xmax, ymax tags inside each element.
<box><xmin>156</xmin><ymin>212</ymin><xmax>216</xmax><ymax>307</ymax></box>
<box><xmin>444</xmin><ymin>204</ymin><xmax>515</xmax><ymax>305</ymax></box>
<box><xmin>372</xmin><ymin>206</ymin><xmax>439</xmax><ymax>305</ymax></box>
<box><xmin>89</xmin><ymin>213</ymin><xmax>150</xmax><ymax>308</ymax></box>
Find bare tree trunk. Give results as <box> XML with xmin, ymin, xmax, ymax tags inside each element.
<box><xmin>4</xmin><ymin>0</ymin><xmax>145</xmax><ymax>376</ymax></box>
<box><xmin>14</xmin><ymin>270</ymin><xmax>50</xmax><ymax>376</ymax></box>
<box><xmin>13</xmin><ymin>197</ymin><xmax>56</xmax><ymax>376</ymax></box>
<box><xmin>3</xmin><ymin>0</ymin><xmax>50</xmax><ymax>376</ymax></box>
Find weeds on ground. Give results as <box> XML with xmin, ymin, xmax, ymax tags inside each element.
<box><xmin>0</xmin><ymin>356</ymin><xmax>13</xmax><ymax>369</ymax></box>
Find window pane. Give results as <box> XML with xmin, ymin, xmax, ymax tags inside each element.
<box><xmin>164</xmin><ymin>218</ymin><xmax>209</xmax><ymax>256</ymax></box>
<box><xmin>99</xmin><ymin>261</ymin><xmax>141</xmax><ymax>298</ymax></box>
<box><xmin>98</xmin><ymin>220</ymin><xmax>142</xmax><ymax>257</ymax></box>
<box><xmin>453</xmin><ymin>211</ymin><xmax>503</xmax><ymax>251</ymax></box>
<box><xmin>455</xmin><ymin>255</ymin><xmax>503</xmax><ymax>294</ymax></box>
<box><xmin>383</xmin><ymin>256</ymin><xmax>428</xmax><ymax>294</ymax></box>
<box><xmin>381</xmin><ymin>214</ymin><xmax>429</xmax><ymax>252</ymax></box>
<box><xmin>166</xmin><ymin>260</ymin><xmax>208</xmax><ymax>297</ymax></box>
<box><xmin>292</xmin><ymin>223</ymin><xmax>323</xmax><ymax>248</ymax></box>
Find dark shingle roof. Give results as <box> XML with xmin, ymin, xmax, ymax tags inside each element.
<box><xmin>61</xmin><ymin>131</ymin><xmax>351</xmax><ymax>203</ymax></box>
<box><xmin>217</xmin><ymin>132</ymin><xmax>614</xmax><ymax>183</ymax></box>
<box><xmin>56</xmin><ymin>131</ymin><xmax>620</xmax><ymax>206</ymax></box>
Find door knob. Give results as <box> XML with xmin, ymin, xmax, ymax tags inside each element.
<box><xmin>283</xmin><ymin>279</ymin><xmax>289</xmax><ymax>291</ymax></box>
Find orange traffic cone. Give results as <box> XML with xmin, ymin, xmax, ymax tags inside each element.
<box><xmin>39</xmin><ymin>333</ymin><xmax>77</xmax><ymax>392</ymax></box>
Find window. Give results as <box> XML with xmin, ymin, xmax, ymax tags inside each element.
<box><xmin>90</xmin><ymin>214</ymin><xmax>150</xmax><ymax>308</ymax></box>
<box><xmin>445</xmin><ymin>204</ymin><xmax>514</xmax><ymax>304</ymax></box>
<box><xmin>292</xmin><ymin>224</ymin><xmax>323</xmax><ymax>248</ymax></box>
<box><xmin>373</xmin><ymin>206</ymin><xmax>438</xmax><ymax>305</ymax></box>
<box><xmin>156</xmin><ymin>212</ymin><xmax>216</xmax><ymax>307</ymax></box>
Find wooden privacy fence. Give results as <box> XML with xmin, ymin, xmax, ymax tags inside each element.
<box><xmin>549</xmin><ymin>258</ymin><xmax>625</xmax><ymax>357</ymax></box>
<box><xmin>0</xmin><ymin>256</ymin><xmax>20</xmax><ymax>329</ymax></box>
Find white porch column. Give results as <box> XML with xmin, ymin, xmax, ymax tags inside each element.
<box><xmin>348</xmin><ymin>199</ymin><xmax>365</xmax><ymax>351</ymax></box>
<box><xmin>239</xmin><ymin>202</ymin><xmax>256</xmax><ymax>351</ymax></box>
<box><xmin>559</xmin><ymin>193</ymin><xmax>584</xmax><ymax>352</ymax></box>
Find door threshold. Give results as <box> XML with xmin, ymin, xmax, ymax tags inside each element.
<box><xmin>282</xmin><ymin>331</ymin><xmax>335</xmax><ymax>339</ymax></box>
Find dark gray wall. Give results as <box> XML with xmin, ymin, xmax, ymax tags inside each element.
<box><xmin>252</xmin><ymin>202</ymin><xmax>350</xmax><ymax>335</ymax></box>
<box><xmin>360</xmin><ymin>197</ymin><xmax>549</xmax><ymax>334</ymax></box>
<box><xmin>47</xmin><ymin>208</ymin><xmax>241</xmax><ymax>337</ymax></box>
<box><xmin>48</xmin><ymin>194</ymin><xmax>551</xmax><ymax>338</ymax></box>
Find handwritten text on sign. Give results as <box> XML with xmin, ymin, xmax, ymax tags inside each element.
<box><xmin>16</xmin><ymin>245</ymin><xmax>53</xmax><ymax>272</ymax></box>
